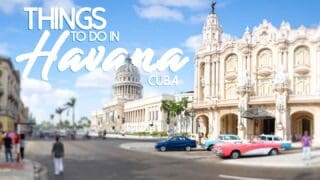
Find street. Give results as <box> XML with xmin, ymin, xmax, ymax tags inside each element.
<box><xmin>25</xmin><ymin>139</ymin><xmax>320</xmax><ymax>180</ymax></box>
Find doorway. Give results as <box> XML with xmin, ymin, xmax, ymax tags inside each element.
<box><xmin>263</xmin><ymin>118</ymin><xmax>275</xmax><ymax>134</ymax></box>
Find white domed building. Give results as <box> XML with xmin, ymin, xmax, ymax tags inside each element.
<box><xmin>113</xmin><ymin>57</ymin><xmax>143</xmax><ymax>100</ymax></box>
<box><xmin>91</xmin><ymin>56</ymin><xmax>194</xmax><ymax>133</ymax></box>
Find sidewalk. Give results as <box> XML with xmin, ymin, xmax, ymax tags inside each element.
<box><xmin>0</xmin><ymin>160</ymin><xmax>34</xmax><ymax>180</ymax></box>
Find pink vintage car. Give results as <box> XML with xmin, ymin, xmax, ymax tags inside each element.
<box><xmin>214</xmin><ymin>141</ymin><xmax>281</xmax><ymax>159</ymax></box>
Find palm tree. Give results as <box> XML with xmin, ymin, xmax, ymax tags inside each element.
<box><xmin>178</xmin><ymin>97</ymin><xmax>190</xmax><ymax>133</ymax></box>
<box><xmin>65</xmin><ymin>97</ymin><xmax>76</xmax><ymax>130</ymax></box>
<box><xmin>160</xmin><ymin>100</ymin><xmax>171</xmax><ymax>125</ymax></box>
<box><xmin>55</xmin><ymin>108</ymin><xmax>64</xmax><ymax>129</ymax></box>
<box><xmin>50</xmin><ymin>114</ymin><xmax>55</xmax><ymax>126</ymax></box>
<box><xmin>161</xmin><ymin>99</ymin><xmax>187</xmax><ymax>134</ymax></box>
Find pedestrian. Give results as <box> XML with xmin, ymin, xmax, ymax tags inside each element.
<box><xmin>3</xmin><ymin>132</ymin><xmax>13</xmax><ymax>162</ymax></box>
<box><xmin>301</xmin><ymin>130</ymin><xmax>312</xmax><ymax>160</ymax></box>
<box><xmin>0</xmin><ymin>131</ymin><xmax>3</xmax><ymax>149</ymax></box>
<box><xmin>52</xmin><ymin>136</ymin><xmax>64</xmax><ymax>175</ymax></box>
<box><xmin>20</xmin><ymin>134</ymin><xmax>26</xmax><ymax>161</ymax></box>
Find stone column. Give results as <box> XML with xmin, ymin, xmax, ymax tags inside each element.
<box><xmin>204</xmin><ymin>57</ymin><xmax>211</xmax><ymax>100</ymax></box>
<box><xmin>212</xmin><ymin>60</ymin><xmax>216</xmax><ymax>97</ymax></box>
<box><xmin>237</xmin><ymin>86</ymin><xmax>250</xmax><ymax>140</ymax></box>
<box><xmin>274</xmin><ymin>84</ymin><xmax>289</xmax><ymax>140</ymax></box>
<box><xmin>194</xmin><ymin>60</ymin><xmax>199</xmax><ymax>102</ymax></box>
<box><xmin>316</xmin><ymin>48</ymin><xmax>320</xmax><ymax>95</ymax></box>
<box><xmin>198</xmin><ymin>61</ymin><xmax>202</xmax><ymax>102</ymax></box>
<box><xmin>215</xmin><ymin>61</ymin><xmax>219</xmax><ymax>98</ymax></box>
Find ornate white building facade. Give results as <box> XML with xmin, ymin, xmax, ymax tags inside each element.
<box><xmin>194</xmin><ymin>10</ymin><xmax>320</xmax><ymax>142</ymax></box>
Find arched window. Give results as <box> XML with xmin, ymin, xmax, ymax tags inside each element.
<box><xmin>225</xmin><ymin>54</ymin><xmax>238</xmax><ymax>73</ymax></box>
<box><xmin>294</xmin><ymin>46</ymin><xmax>310</xmax><ymax>65</ymax></box>
<box><xmin>257</xmin><ymin>49</ymin><xmax>272</xmax><ymax>67</ymax></box>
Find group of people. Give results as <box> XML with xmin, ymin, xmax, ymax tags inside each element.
<box><xmin>0</xmin><ymin>131</ymin><xmax>25</xmax><ymax>162</ymax></box>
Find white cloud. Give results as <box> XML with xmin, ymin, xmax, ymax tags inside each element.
<box><xmin>139</xmin><ymin>0</ymin><xmax>209</xmax><ymax>9</ymax></box>
<box><xmin>43</xmin><ymin>0</ymin><xmax>76</xmax><ymax>15</ymax></box>
<box><xmin>134</xmin><ymin>5</ymin><xmax>183</xmax><ymax>21</ymax></box>
<box><xmin>184</xmin><ymin>34</ymin><xmax>202</xmax><ymax>51</ymax></box>
<box><xmin>0</xmin><ymin>0</ymin><xmax>31</xmax><ymax>14</ymax></box>
<box><xmin>21</xmin><ymin>78</ymin><xmax>77</xmax><ymax>122</ymax></box>
<box><xmin>189</xmin><ymin>14</ymin><xmax>207</xmax><ymax>24</ymax></box>
<box><xmin>0</xmin><ymin>43</ymin><xmax>10</xmax><ymax>55</ymax></box>
<box><xmin>75</xmin><ymin>69</ymin><xmax>115</xmax><ymax>89</ymax></box>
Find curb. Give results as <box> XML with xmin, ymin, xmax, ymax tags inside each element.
<box><xmin>33</xmin><ymin>161</ymin><xmax>48</xmax><ymax>180</ymax></box>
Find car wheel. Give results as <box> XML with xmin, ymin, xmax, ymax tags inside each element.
<box><xmin>269</xmin><ymin>149</ymin><xmax>278</xmax><ymax>156</ymax></box>
<box><xmin>231</xmin><ymin>151</ymin><xmax>240</xmax><ymax>159</ymax></box>
<box><xmin>185</xmin><ymin>146</ymin><xmax>191</xmax><ymax>152</ymax></box>
<box><xmin>160</xmin><ymin>146</ymin><xmax>166</xmax><ymax>152</ymax></box>
<box><xmin>207</xmin><ymin>145</ymin><xmax>214</xmax><ymax>151</ymax></box>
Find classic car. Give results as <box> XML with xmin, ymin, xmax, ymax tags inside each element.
<box><xmin>259</xmin><ymin>134</ymin><xmax>292</xmax><ymax>150</ymax></box>
<box><xmin>204</xmin><ymin>134</ymin><xmax>242</xmax><ymax>151</ymax></box>
<box><xmin>155</xmin><ymin>136</ymin><xmax>197</xmax><ymax>152</ymax></box>
<box><xmin>214</xmin><ymin>141</ymin><xmax>281</xmax><ymax>159</ymax></box>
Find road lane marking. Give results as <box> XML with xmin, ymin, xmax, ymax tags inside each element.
<box><xmin>219</xmin><ymin>174</ymin><xmax>272</xmax><ymax>180</ymax></box>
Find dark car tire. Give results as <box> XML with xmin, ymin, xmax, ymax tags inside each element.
<box><xmin>231</xmin><ymin>151</ymin><xmax>240</xmax><ymax>159</ymax></box>
<box><xmin>207</xmin><ymin>145</ymin><xmax>214</xmax><ymax>151</ymax></box>
<box><xmin>160</xmin><ymin>146</ymin><xmax>166</xmax><ymax>152</ymax></box>
<box><xmin>185</xmin><ymin>146</ymin><xmax>191</xmax><ymax>152</ymax></box>
<box><xmin>269</xmin><ymin>149</ymin><xmax>278</xmax><ymax>156</ymax></box>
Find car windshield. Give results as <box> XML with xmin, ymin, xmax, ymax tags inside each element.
<box><xmin>230</xmin><ymin>136</ymin><xmax>240</xmax><ymax>140</ymax></box>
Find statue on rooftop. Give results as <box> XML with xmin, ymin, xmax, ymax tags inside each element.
<box><xmin>211</xmin><ymin>2</ymin><xmax>216</xmax><ymax>14</ymax></box>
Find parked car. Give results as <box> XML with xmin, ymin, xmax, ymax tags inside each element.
<box><xmin>204</xmin><ymin>134</ymin><xmax>242</xmax><ymax>151</ymax></box>
<box><xmin>214</xmin><ymin>141</ymin><xmax>281</xmax><ymax>159</ymax></box>
<box><xmin>259</xmin><ymin>134</ymin><xmax>292</xmax><ymax>150</ymax></box>
<box><xmin>155</xmin><ymin>136</ymin><xmax>197</xmax><ymax>152</ymax></box>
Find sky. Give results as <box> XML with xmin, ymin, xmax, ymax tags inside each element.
<box><xmin>0</xmin><ymin>0</ymin><xmax>319</xmax><ymax>124</ymax></box>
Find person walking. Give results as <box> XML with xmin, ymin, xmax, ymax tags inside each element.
<box><xmin>19</xmin><ymin>134</ymin><xmax>26</xmax><ymax>161</ymax></box>
<box><xmin>3</xmin><ymin>132</ymin><xmax>13</xmax><ymax>162</ymax></box>
<box><xmin>52</xmin><ymin>136</ymin><xmax>64</xmax><ymax>175</ymax></box>
<box><xmin>0</xmin><ymin>131</ymin><xmax>3</xmax><ymax>160</ymax></box>
<box><xmin>301</xmin><ymin>130</ymin><xmax>312</xmax><ymax>160</ymax></box>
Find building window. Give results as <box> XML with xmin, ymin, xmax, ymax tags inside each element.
<box><xmin>257</xmin><ymin>78</ymin><xmax>272</xmax><ymax>96</ymax></box>
<box><xmin>225</xmin><ymin>82</ymin><xmax>237</xmax><ymax>99</ymax></box>
<box><xmin>257</xmin><ymin>49</ymin><xmax>272</xmax><ymax>67</ymax></box>
<box><xmin>294</xmin><ymin>76</ymin><xmax>310</xmax><ymax>95</ymax></box>
<box><xmin>294</xmin><ymin>46</ymin><xmax>310</xmax><ymax>65</ymax></box>
<box><xmin>225</xmin><ymin>54</ymin><xmax>238</xmax><ymax>73</ymax></box>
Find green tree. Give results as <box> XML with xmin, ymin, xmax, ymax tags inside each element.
<box><xmin>161</xmin><ymin>98</ymin><xmax>188</xmax><ymax>134</ymax></box>
<box><xmin>65</xmin><ymin>97</ymin><xmax>76</xmax><ymax>129</ymax></box>
<box><xmin>55</xmin><ymin>107</ymin><xmax>64</xmax><ymax>129</ymax></box>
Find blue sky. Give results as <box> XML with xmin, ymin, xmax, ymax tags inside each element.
<box><xmin>0</xmin><ymin>0</ymin><xmax>319</xmax><ymax>123</ymax></box>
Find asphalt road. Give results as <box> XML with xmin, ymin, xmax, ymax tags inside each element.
<box><xmin>26</xmin><ymin>139</ymin><xmax>320</xmax><ymax>180</ymax></box>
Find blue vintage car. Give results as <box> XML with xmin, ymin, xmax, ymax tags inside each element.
<box><xmin>155</xmin><ymin>136</ymin><xmax>197</xmax><ymax>152</ymax></box>
<box><xmin>204</xmin><ymin>134</ymin><xmax>242</xmax><ymax>151</ymax></box>
<box><xmin>259</xmin><ymin>134</ymin><xmax>292</xmax><ymax>150</ymax></box>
